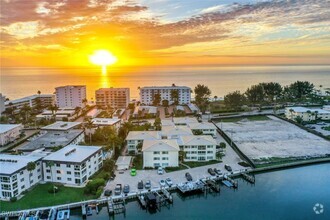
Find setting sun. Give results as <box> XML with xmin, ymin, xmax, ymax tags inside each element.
<box><xmin>89</xmin><ymin>50</ymin><xmax>117</xmax><ymax>66</ymax></box>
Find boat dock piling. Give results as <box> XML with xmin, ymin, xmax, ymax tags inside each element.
<box><xmin>223</xmin><ymin>175</ymin><xmax>238</xmax><ymax>188</ymax></box>
<box><xmin>108</xmin><ymin>197</ymin><xmax>126</xmax><ymax>216</ymax></box>
<box><xmin>81</xmin><ymin>204</ymin><xmax>86</xmax><ymax>218</ymax></box>
<box><xmin>241</xmin><ymin>173</ymin><xmax>255</xmax><ymax>184</ymax></box>
<box><xmin>202</xmin><ymin>179</ymin><xmax>220</xmax><ymax>193</ymax></box>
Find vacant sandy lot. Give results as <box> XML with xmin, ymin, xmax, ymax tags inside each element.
<box><xmin>217</xmin><ymin>116</ymin><xmax>330</xmax><ymax>160</ymax></box>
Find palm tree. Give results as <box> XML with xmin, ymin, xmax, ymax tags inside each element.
<box><xmin>74</xmin><ymin>106</ymin><xmax>81</xmax><ymax>117</ymax></box>
<box><xmin>82</xmin><ymin>98</ymin><xmax>88</xmax><ymax>107</ymax></box>
<box><xmin>20</xmin><ymin>104</ymin><xmax>32</xmax><ymax>122</ymax></box>
<box><xmin>26</xmin><ymin>162</ymin><xmax>36</xmax><ymax>187</ymax></box>
<box><xmin>84</xmin><ymin>117</ymin><xmax>94</xmax><ymax>144</ymax></box>
<box><xmin>46</xmin><ymin>161</ymin><xmax>55</xmax><ymax>182</ymax></box>
<box><xmin>170</xmin><ymin>90</ymin><xmax>179</xmax><ymax>105</ymax></box>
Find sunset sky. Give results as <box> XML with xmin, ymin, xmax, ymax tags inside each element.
<box><xmin>1</xmin><ymin>0</ymin><xmax>330</xmax><ymax>67</ymax></box>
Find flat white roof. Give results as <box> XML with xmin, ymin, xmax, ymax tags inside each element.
<box><xmin>188</xmin><ymin>122</ymin><xmax>217</xmax><ymax>130</ymax></box>
<box><xmin>126</xmin><ymin>131</ymin><xmax>160</xmax><ymax>140</ymax></box>
<box><xmin>43</xmin><ymin>145</ymin><xmax>102</xmax><ymax>163</ymax></box>
<box><xmin>92</xmin><ymin>118</ymin><xmax>121</xmax><ymax>126</ymax></box>
<box><xmin>140</xmin><ymin>86</ymin><xmax>191</xmax><ymax>90</ymax></box>
<box><xmin>142</xmin><ymin>139</ymin><xmax>180</xmax><ymax>152</ymax></box>
<box><xmin>0</xmin><ymin>154</ymin><xmax>43</xmax><ymax>175</ymax></box>
<box><xmin>287</xmin><ymin>107</ymin><xmax>330</xmax><ymax>114</ymax></box>
<box><xmin>5</xmin><ymin>94</ymin><xmax>53</xmax><ymax>105</ymax></box>
<box><xmin>42</xmin><ymin>122</ymin><xmax>81</xmax><ymax>131</ymax></box>
<box><xmin>134</xmin><ymin>106</ymin><xmax>158</xmax><ymax>115</ymax></box>
<box><xmin>0</xmin><ymin>124</ymin><xmax>22</xmax><ymax>134</ymax></box>
<box><xmin>162</xmin><ymin>125</ymin><xmax>193</xmax><ymax>136</ymax></box>
<box><xmin>172</xmin><ymin>117</ymin><xmax>198</xmax><ymax>124</ymax></box>
<box><xmin>115</xmin><ymin>156</ymin><xmax>132</xmax><ymax>170</ymax></box>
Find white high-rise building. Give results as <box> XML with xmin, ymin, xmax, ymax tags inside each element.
<box><xmin>0</xmin><ymin>154</ymin><xmax>43</xmax><ymax>200</ymax></box>
<box><xmin>95</xmin><ymin>88</ymin><xmax>130</xmax><ymax>109</ymax></box>
<box><xmin>55</xmin><ymin>85</ymin><xmax>86</xmax><ymax>108</ymax></box>
<box><xmin>139</xmin><ymin>85</ymin><xmax>191</xmax><ymax>105</ymax></box>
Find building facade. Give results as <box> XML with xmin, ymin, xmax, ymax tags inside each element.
<box><xmin>139</xmin><ymin>85</ymin><xmax>191</xmax><ymax>105</ymax></box>
<box><xmin>42</xmin><ymin>145</ymin><xmax>103</xmax><ymax>186</ymax></box>
<box><xmin>5</xmin><ymin>94</ymin><xmax>54</xmax><ymax>110</ymax></box>
<box><xmin>95</xmin><ymin>88</ymin><xmax>130</xmax><ymax>109</ymax></box>
<box><xmin>180</xmin><ymin>135</ymin><xmax>217</xmax><ymax>162</ymax></box>
<box><xmin>188</xmin><ymin>122</ymin><xmax>217</xmax><ymax>136</ymax></box>
<box><xmin>142</xmin><ymin>140</ymin><xmax>179</xmax><ymax>168</ymax></box>
<box><xmin>0</xmin><ymin>154</ymin><xmax>43</xmax><ymax>200</ymax></box>
<box><xmin>0</xmin><ymin>93</ymin><xmax>6</xmax><ymax>116</ymax></box>
<box><xmin>0</xmin><ymin>124</ymin><xmax>23</xmax><ymax>146</ymax></box>
<box><xmin>126</xmin><ymin>131</ymin><xmax>160</xmax><ymax>153</ymax></box>
<box><xmin>55</xmin><ymin>85</ymin><xmax>86</xmax><ymax>108</ymax></box>
<box><xmin>285</xmin><ymin>107</ymin><xmax>330</xmax><ymax>121</ymax></box>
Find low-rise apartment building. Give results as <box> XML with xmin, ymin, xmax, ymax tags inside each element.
<box><xmin>126</xmin><ymin>131</ymin><xmax>161</xmax><ymax>153</ymax></box>
<box><xmin>139</xmin><ymin>85</ymin><xmax>191</xmax><ymax>105</ymax></box>
<box><xmin>0</xmin><ymin>154</ymin><xmax>43</xmax><ymax>200</ymax></box>
<box><xmin>285</xmin><ymin>107</ymin><xmax>330</xmax><ymax>121</ymax></box>
<box><xmin>42</xmin><ymin>145</ymin><xmax>103</xmax><ymax>186</ymax></box>
<box><xmin>187</xmin><ymin>122</ymin><xmax>217</xmax><ymax>136</ymax></box>
<box><xmin>92</xmin><ymin>118</ymin><xmax>121</xmax><ymax>131</ymax></box>
<box><xmin>142</xmin><ymin>140</ymin><xmax>179</xmax><ymax>168</ymax></box>
<box><xmin>5</xmin><ymin>94</ymin><xmax>54</xmax><ymax>110</ymax></box>
<box><xmin>180</xmin><ymin>135</ymin><xmax>217</xmax><ymax>162</ymax></box>
<box><xmin>95</xmin><ymin>88</ymin><xmax>130</xmax><ymax>109</ymax></box>
<box><xmin>0</xmin><ymin>124</ymin><xmax>23</xmax><ymax>146</ymax></box>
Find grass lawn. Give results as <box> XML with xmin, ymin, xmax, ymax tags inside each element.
<box><xmin>184</xmin><ymin>160</ymin><xmax>220</xmax><ymax>168</ymax></box>
<box><xmin>322</xmin><ymin>126</ymin><xmax>330</xmax><ymax>131</ymax></box>
<box><xmin>0</xmin><ymin>183</ymin><xmax>96</xmax><ymax>212</ymax></box>
<box><xmin>219</xmin><ymin>115</ymin><xmax>270</xmax><ymax>123</ymax></box>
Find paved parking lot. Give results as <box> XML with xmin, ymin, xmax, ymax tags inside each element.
<box><xmin>305</xmin><ymin>122</ymin><xmax>330</xmax><ymax>136</ymax></box>
<box><xmin>104</xmin><ymin>130</ymin><xmax>246</xmax><ymax>194</ymax></box>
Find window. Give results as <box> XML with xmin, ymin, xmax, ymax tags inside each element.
<box><xmin>67</xmin><ymin>178</ymin><xmax>72</xmax><ymax>181</ymax></box>
<box><xmin>162</xmin><ymin>151</ymin><xmax>168</xmax><ymax>154</ymax></box>
<box><xmin>46</xmin><ymin>169</ymin><xmax>50</xmax><ymax>173</ymax></box>
<box><xmin>57</xmin><ymin>177</ymin><xmax>61</xmax><ymax>180</ymax></box>
<box><xmin>66</xmin><ymin>164</ymin><xmax>71</xmax><ymax>168</ymax></box>
<box><xmin>162</xmin><ymin>157</ymin><xmax>169</xmax><ymax>160</ymax></box>
<box><xmin>67</xmin><ymin>171</ymin><xmax>71</xmax><ymax>175</ymax></box>
<box><xmin>153</xmin><ymin>157</ymin><xmax>160</xmax><ymax>160</ymax></box>
<box><xmin>38</xmin><ymin>175</ymin><xmax>41</xmax><ymax>179</ymax></box>
<box><xmin>56</xmin><ymin>170</ymin><xmax>61</xmax><ymax>174</ymax></box>
<box><xmin>56</xmin><ymin>163</ymin><xmax>60</xmax><ymax>167</ymax></box>
<box><xmin>207</xmin><ymin>151</ymin><xmax>213</xmax><ymax>154</ymax></box>
<box><xmin>46</xmin><ymin>176</ymin><xmax>51</xmax><ymax>179</ymax></box>
<box><xmin>20</xmin><ymin>171</ymin><xmax>24</xmax><ymax>175</ymax></box>
<box><xmin>153</xmin><ymin>151</ymin><xmax>160</xmax><ymax>154</ymax></box>
<box><xmin>21</xmin><ymin>185</ymin><xmax>25</xmax><ymax>190</ymax></box>
<box><xmin>20</xmin><ymin>178</ymin><xmax>24</xmax><ymax>182</ymax></box>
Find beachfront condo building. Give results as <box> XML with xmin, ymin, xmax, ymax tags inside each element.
<box><xmin>142</xmin><ymin>140</ymin><xmax>179</xmax><ymax>168</ymax></box>
<box><xmin>4</xmin><ymin>94</ymin><xmax>54</xmax><ymax>110</ymax></box>
<box><xmin>0</xmin><ymin>124</ymin><xmax>23</xmax><ymax>147</ymax></box>
<box><xmin>42</xmin><ymin>145</ymin><xmax>103</xmax><ymax>186</ymax></box>
<box><xmin>0</xmin><ymin>93</ymin><xmax>6</xmax><ymax>116</ymax></box>
<box><xmin>0</xmin><ymin>154</ymin><xmax>43</xmax><ymax>200</ymax></box>
<box><xmin>285</xmin><ymin>107</ymin><xmax>330</xmax><ymax>121</ymax></box>
<box><xmin>55</xmin><ymin>85</ymin><xmax>86</xmax><ymax>108</ymax></box>
<box><xmin>180</xmin><ymin>135</ymin><xmax>217</xmax><ymax>162</ymax></box>
<box><xmin>139</xmin><ymin>85</ymin><xmax>191</xmax><ymax>105</ymax></box>
<box><xmin>95</xmin><ymin>88</ymin><xmax>130</xmax><ymax>109</ymax></box>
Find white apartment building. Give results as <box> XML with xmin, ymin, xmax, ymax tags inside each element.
<box><xmin>126</xmin><ymin>131</ymin><xmax>161</xmax><ymax>153</ymax></box>
<box><xmin>5</xmin><ymin>94</ymin><xmax>54</xmax><ymax>110</ymax></box>
<box><xmin>285</xmin><ymin>107</ymin><xmax>330</xmax><ymax>121</ymax></box>
<box><xmin>55</xmin><ymin>85</ymin><xmax>86</xmax><ymax>108</ymax></box>
<box><xmin>162</xmin><ymin>117</ymin><xmax>198</xmax><ymax>126</ymax></box>
<box><xmin>95</xmin><ymin>88</ymin><xmax>130</xmax><ymax>109</ymax></box>
<box><xmin>36</xmin><ymin>108</ymin><xmax>77</xmax><ymax>121</ymax></box>
<box><xmin>180</xmin><ymin>135</ymin><xmax>217</xmax><ymax>162</ymax></box>
<box><xmin>0</xmin><ymin>124</ymin><xmax>23</xmax><ymax>146</ymax></box>
<box><xmin>161</xmin><ymin>126</ymin><xmax>193</xmax><ymax>139</ymax></box>
<box><xmin>142</xmin><ymin>140</ymin><xmax>179</xmax><ymax>168</ymax></box>
<box><xmin>0</xmin><ymin>154</ymin><xmax>43</xmax><ymax>200</ymax></box>
<box><xmin>92</xmin><ymin>118</ymin><xmax>121</xmax><ymax>130</ymax></box>
<box><xmin>0</xmin><ymin>93</ymin><xmax>6</xmax><ymax>116</ymax></box>
<box><xmin>42</xmin><ymin>145</ymin><xmax>103</xmax><ymax>186</ymax></box>
<box><xmin>41</xmin><ymin>121</ymin><xmax>82</xmax><ymax>131</ymax></box>
<box><xmin>139</xmin><ymin>85</ymin><xmax>191</xmax><ymax>105</ymax></box>
<box><xmin>187</xmin><ymin>122</ymin><xmax>217</xmax><ymax>136</ymax></box>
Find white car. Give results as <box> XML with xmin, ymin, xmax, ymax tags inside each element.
<box><xmin>159</xmin><ymin>180</ymin><xmax>166</xmax><ymax>187</ymax></box>
<box><xmin>165</xmin><ymin>178</ymin><xmax>173</xmax><ymax>187</ymax></box>
<box><xmin>157</xmin><ymin>167</ymin><xmax>164</xmax><ymax>175</ymax></box>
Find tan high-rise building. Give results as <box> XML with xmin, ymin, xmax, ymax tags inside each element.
<box><xmin>95</xmin><ymin>88</ymin><xmax>130</xmax><ymax>109</ymax></box>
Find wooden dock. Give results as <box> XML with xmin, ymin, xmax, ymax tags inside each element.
<box><xmin>108</xmin><ymin>197</ymin><xmax>126</xmax><ymax>215</ymax></box>
<box><xmin>242</xmin><ymin>173</ymin><xmax>255</xmax><ymax>184</ymax></box>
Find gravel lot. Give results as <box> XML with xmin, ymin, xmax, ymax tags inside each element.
<box><xmin>218</xmin><ymin>115</ymin><xmax>330</xmax><ymax>160</ymax></box>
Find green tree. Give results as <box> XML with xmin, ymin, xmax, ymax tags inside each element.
<box><xmin>26</xmin><ymin>162</ymin><xmax>36</xmax><ymax>186</ymax></box>
<box><xmin>162</xmin><ymin>99</ymin><xmax>169</xmax><ymax>107</ymax></box>
<box><xmin>287</xmin><ymin>81</ymin><xmax>314</xmax><ymax>100</ymax></box>
<box><xmin>20</xmin><ymin>104</ymin><xmax>32</xmax><ymax>123</ymax></box>
<box><xmin>84</xmin><ymin>117</ymin><xmax>94</xmax><ymax>143</ymax></box>
<box><xmin>170</xmin><ymin>90</ymin><xmax>179</xmax><ymax>105</ymax></box>
<box><xmin>245</xmin><ymin>84</ymin><xmax>264</xmax><ymax>104</ymax></box>
<box><xmin>152</xmin><ymin>93</ymin><xmax>161</xmax><ymax>106</ymax></box>
<box><xmin>260</xmin><ymin>82</ymin><xmax>282</xmax><ymax>102</ymax></box>
<box><xmin>224</xmin><ymin>91</ymin><xmax>246</xmax><ymax>111</ymax></box>
<box><xmin>154</xmin><ymin>117</ymin><xmax>162</xmax><ymax>130</ymax></box>
<box><xmin>194</xmin><ymin>84</ymin><xmax>211</xmax><ymax>113</ymax></box>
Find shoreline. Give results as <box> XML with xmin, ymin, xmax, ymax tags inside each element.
<box><xmin>1</xmin><ymin>159</ymin><xmax>330</xmax><ymax>218</ymax></box>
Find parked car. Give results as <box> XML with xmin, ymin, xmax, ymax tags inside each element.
<box><xmin>137</xmin><ymin>181</ymin><xmax>144</xmax><ymax>190</ymax></box>
<box><xmin>130</xmin><ymin>168</ymin><xmax>137</xmax><ymax>176</ymax></box>
<box><xmin>114</xmin><ymin>184</ymin><xmax>122</xmax><ymax>195</ymax></box>
<box><xmin>104</xmin><ymin>189</ymin><xmax>112</xmax><ymax>197</ymax></box>
<box><xmin>157</xmin><ymin>167</ymin><xmax>164</xmax><ymax>175</ymax></box>
<box><xmin>159</xmin><ymin>180</ymin><xmax>166</xmax><ymax>187</ymax></box>
<box><xmin>224</xmin><ymin>164</ymin><xmax>232</xmax><ymax>172</ymax></box>
<box><xmin>123</xmin><ymin>184</ymin><xmax>130</xmax><ymax>194</ymax></box>
<box><xmin>165</xmin><ymin>178</ymin><xmax>173</xmax><ymax>187</ymax></box>
<box><xmin>185</xmin><ymin>172</ymin><xmax>193</xmax><ymax>181</ymax></box>
<box><xmin>145</xmin><ymin>180</ymin><xmax>151</xmax><ymax>189</ymax></box>
<box><xmin>214</xmin><ymin>168</ymin><xmax>222</xmax><ymax>175</ymax></box>
<box><xmin>208</xmin><ymin>168</ymin><xmax>216</xmax><ymax>176</ymax></box>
